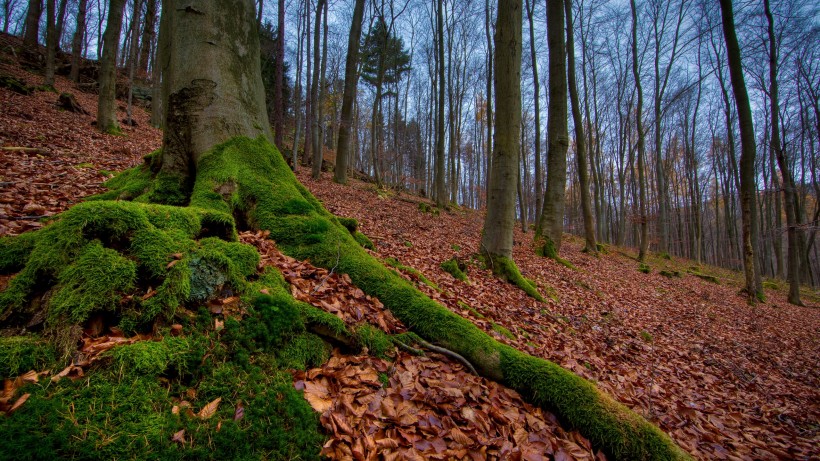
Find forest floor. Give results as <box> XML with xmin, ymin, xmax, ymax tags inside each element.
<box><xmin>1</xmin><ymin>47</ymin><xmax>818</xmax><ymax>460</ymax></box>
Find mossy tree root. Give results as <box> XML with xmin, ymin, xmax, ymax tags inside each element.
<box><xmin>170</xmin><ymin>136</ymin><xmax>689</xmax><ymax>460</ymax></box>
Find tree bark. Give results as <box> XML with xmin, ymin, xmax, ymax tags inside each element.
<box><xmin>43</xmin><ymin>0</ymin><xmax>56</xmax><ymax>86</ymax></box>
<box><xmin>630</xmin><ymin>0</ymin><xmax>649</xmax><ymax>262</ymax></box>
<box><xmin>536</xmin><ymin>0</ymin><xmax>567</xmax><ymax>256</ymax></box>
<box><xmin>69</xmin><ymin>0</ymin><xmax>87</xmax><ymax>82</ymax></box>
<box><xmin>97</xmin><ymin>0</ymin><xmax>127</xmax><ymax>134</ymax></box>
<box><xmin>334</xmin><ymin>0</ymin><xmax>365</xmax><ymax>184</ymax></box>
<box><xmin>718</xmin><ymin>0</ymin><xmax>762</xmax><ymax>302</ymax></box>
<box><xmin>434</xmin><ymin>0</ymin><xmax>446</xmax><ymax>207</ymax></box>
<box><xmin>764</xmin><ymin>0</ymin><xmax>801</xmax><ymax>305</ymax></box>
<box><xmin>158</xmin><ymin>0</ymin><xmax>272</xmax><ymax>188</ymax></box>
<box><xmin>525</xmin><ymin>0</ymin><xmax>542</xmax><ymax>225</ymax></box>
<box><xmin>565</xmin><ymin>0</ymin><xmax>595</xmax><ymax>253</ymax></box>
<box><xmin>138</xmin><ymin>0</ymin><xmax>157</xmax><ymax>79</ymax></box>
<box><xmin>480</xmin><ymin>0</ymin><xmax>521</xmax><ymax>261</ymax></box>
<box><xmin>310</xmin><ymin>0</ymin><xmax>326</xmax><ymax>179</ymax></box>
<box><xmin>23</xmin><ymin>0</ymin><xmax>41</xmax><ymax>48</ymax></box>
<box><xmin>273</xmin><ymin>0</ymin><xmax>285</xmax><ymax>147</ymax></box>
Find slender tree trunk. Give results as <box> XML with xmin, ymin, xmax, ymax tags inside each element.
<box><xmin>291</xmin><ymin>0</ymin><xmax>305</xmax><ymax>171</ymax></box>
<box><xmin>565</xmin><ymin>0</ymin><xmax>595</xmax><ymax>253</ymax></box>
<box><xmin>43</xmin><ymin>0</ymin><xmax>56</xmax><ymax>86</ymax></box>
<box><xmin>54</xmin><ymin>0</ymin><xmax>67</xmax><ymax>49</ymax></box>
<box><xmin>434</xmin><ymin>0</ymin><xmax>447</xmax><ymax>207</ymax></box>
<box><xmin>630</xmin><ymin>0</ymin><xmax>649</xmax><ymax>262</ymax></box>
<box><xmin>718</xmin><ymin>0</ymin><xmax>762</xmax><ymax>302</ymax></box>
<box><xmin>273</xmin><ymin>0</ymin><xmax>285</xmax><ymax>147</ymax></box>
<box><xmin>69</xmin><ymin>0</ymin><xmax>87</xmax><ymax>82</ymax></box>
<box><xmin>484</xmin><ymin>0</ymin><xmax>493</xmax><ymax>207</ymax></box>
<box><xmin>303</xmin><ymin>0</ymin><xmax>313</xmax><ymax>169</ymax></box>
<box><xmin>97</xmin><ymin>0</ymin><xmax>127</xmax><ymax>134</ymax></box>
<box><xmin>126</xmin><ymin>0</ymin><xmax>143</xmax><ymax>127</ymax></box>
<box><xmin>765</xmin><ymin>0</ymin><xmax>801</xmax><ymax>305</ymax></box>
<box><xmin>310</xmin><ymin>0</ymin><xmax>326</xmax><ymax>179</ymax></box>
<box><xmin>138</xmin><ymin>0</ymin><xmax>157</xmax><ymax>79</ymax></box>
<box><xmin>535</xmin><ymin>0</ymin><xmax>567</xmax><ymax>256</ymax></box>
<box><xmin>334</xmin><ymin>0</ymin><xmax>365</xmax><ymax>184</ymax></box>
<box><xmin>525</xmin><ymin>0</ymin><xmax>542</xmax><ymax>225</ymax></box>
<box><xmin>481</xmin><ymin>0</ymin><xmax>521</xmax><ymax>262</ymax></box>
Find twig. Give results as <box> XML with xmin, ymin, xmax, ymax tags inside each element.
<box><xmin>311</xmin><ymin>241</ymin><xmax>341</xmax><ymax>295</ymax></box>
<box><xmin>415</xmin><ymin>337</ymin><xmax>478</xmax><ymax>375</ymax></box>
<box><xmin>392</xmin><ymin>338</ymin><xmax>423</xmax><ymax>355</ymax></box>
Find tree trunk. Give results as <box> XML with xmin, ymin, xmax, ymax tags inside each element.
<box><xmin>97</xmin><ymin>0</ymin><xmax>127</xmax><ymax>134</ymax></box>
<box><xmin>565</xmin><ymin>0</ymin><xmax>595</xmax><ymax>253</ymax></box>
<box><xmin>434</xmin><ymin>0</ymin><xmax>447</xmax><ymax>207</ymax></box>
<box><xmin>334</xmin><ymin>0</ymin><xmax>365</xmax><ymax>184</ymax></box>
<box><xmin>630</xmin><ymin>0</ymin><xmax>649</xmax><ymax>262</ymax></box>
<box><xmin>718</xmin><ymin>0</ymin><xmax>762</xmax><ymax>302</ymax></box>
<box><xmin>54</xmin><ymin>0</ymin><xmax>68</xmax><ymax>50</ymax></box>
<box><xmin>525</xmin><ymin>0</ymin><xmax>542</xmax><ymax>225</ymax></box>
<box><xmin>23</xmin><ymin>0</ymin><xmax>41</xmax><ymax>48</ymax></box>
<box><xmin>481</xmin><ymin>0</ymin><xmax>521</xmax><ymax>262</ymax></box>
<box><xmin>765</xmin><ymin>0</ymin><xmax>801</xmax><ymax>305</ymax></box>
<box><xmin>138</xmin><ymin>0</ymin><xmax>157</xmax><ymax>79</ymax></box>
<box><xmin>484</xmin><ymin>0</ymin><xmax>493</xmax><ymax>207</ymax></box>
<box><xmin>273</xmin><ymin>0</ymin><xmax>285</xmax><ymax>147</ymax></box>
<box><xmin>69</xmin><ymin>0</ymin><xmax>87</xmax><ymax>82</ymax></box>
<box><xmin>126</xmin><ymin>0</ymin><xmax>143</xmax><ymax>127</ymax></box>
<box><xmin>158</xmin><ymin>0</ymin><xmax>271</xmax><ymax>191</ymax></box>
<box><xmin>310</xmin><ymin>0</ymin><xmax>326</xmax><ymax>179</ymax></box>
<box><xmin>43</xmin><ymin>0</ymin><xmax>56</xmax><ymax>86</ymax></box>
<box><xmin>536</xmin><ymin>0</ymin><xmax>567</xmax><ymax>257</ymax></box>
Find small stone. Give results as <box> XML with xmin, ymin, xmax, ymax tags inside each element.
<box><xmin>170</xmin><ymin>324</ymin><xmax>183</xmax><ymax>336</ymax></box>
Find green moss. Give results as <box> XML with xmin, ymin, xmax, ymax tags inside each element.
<box><xmin>491</xmin><ymin>323</ymin><xmax>516</xmax><ymax>340</ymax></box>
<box><xmin>659</xmin><ymin>252</ymin><xmax>672</xmax><ymax>260</ymax></box>
<box><xmin>417</xmin><ymin>202</ymin><xmax>440</xmax><ymax>215</ymax></box>
<box><xmin>639</xmin><ymin>263</ymin><xmax>651</xmax><ymax>274</ymax></box>
<box><xmin>659</xmin><ymin>270</ymin><xmax>681</xmax><ymax>278</ymax></box>
<box><xmin>0</xmin><ymin>335</ymin><xmax>57</xmax><ymax>378</ymax></box>
<box><xmin>640</xmin><ymin>331</ymin><xmax>654</xmax><ymax>343</ymax></box>
<box><xmin>353</xmin><ymin>231</ymin><xmax>375</xmax><ymax>250</ymax></box>
<box><xmin>440</xmin><ymin>258</ymin><xmax>468</xmax><ymax>282</ymax></box>
<box><xmin>384</xmin><ymin>257</ymin><xmax>440</xmax><ymax>291</ymax></box>
<box><xmin>688</xmin><ymin>270</ymin><xmax>719</xmax><ymax>284</ymax></box>
<box><xmin>278</xmin><ymin>332</ymin><xmax>331</xmax><ymax>370</ymax></box>
<box><xmin>482</xmin><ymin>254</ymin><xmax>545</xmax><ymax>302</ymax></box>
<box><xmin>337</xmin><ymin>217</ymin><xmax>358</xmax><ymax>233</ymax></box>
<box><xmin>0</xmin><ymin>230</ymin><xmax>39</xmax><ymax>274</ymax></box>
<box><xmin>458</xmin><ymin>300</ymin><xmax>484</xmax><ymax>319</ymax></box>
<box><xmin>49</xmin><ymin>241</ymin><xmax>137</xmax><ymax>324</ymax></box>
<box><xmin>762</xmin><ymin>280</ymin><xmax>779</xmax><ymax>290</ymax></box>
<box><xmin>356</xmin><ymin>324</ymin><xmax>393</xmax><ymax>358</ymax></box>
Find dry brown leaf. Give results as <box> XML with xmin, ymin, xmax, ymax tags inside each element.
<box><xmin>198</xmin><ymin>397</ymin><xmax>221</xmax><ymax>420</ymax></box>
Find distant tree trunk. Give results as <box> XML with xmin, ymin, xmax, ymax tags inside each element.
<box><xmin>525</xmin><ymin>0</ymin><xmax>542</xmax><ymax>225</ymax></box>
<box><xmin>69</xmin><ymin>0</ymin><xmax>87</xmax><ymax>82</ymax></box>
<box><xmin>126</xmin><ymin>0</ymin><xmax>143</xmax><ymax>126</ymax></box>
<box><xmin>150</xmin><ymin>0</ymin><xmax>166</xmax><ymax>128</ymax></box>
<box><xmin>765</xmin><ymin>0</ymin><xmax>801</xmax><ymax>305</ymax></box>
<box><xmin>630</xmin><ymin>0</ymin><xmax>649</xmax><ymax>262</ymax></box>
<box><xmin>333</xmin><ymin>0</ymin><xmax>365</xmax><ymax>184</ymax></box>
<box><xmin>97</xmin><ymin>0</ymin><xmax>127</xmax><ymax>134</ymax></box>
<box><xmin>138</xmin><ymin>0</ymin><xmax>157</xmax><ymax>79</ymax></box>
<box><xmin>23</xmin><ymin>0</ymin><xmax>41</xmax><ymax>48</ymax></box>
<box><xmin>536</xmin><ymin>0</ymin><xmax>567</xmax><ymax>256</ymax></box>
<box><xmin>54</xmin><ymin>0</ymin><xmax>67</xmax><ymax>48</ymax></box>
<box><xmin>273</xmin><ymin>0</ymin><xmax>285</xmax><ymax>147</ymax></box>
<box><xmin>718</xmin><ymin>0</ymin><xmax>762</xmax><ymax>302</ymax></box>
<box><xmin>157</xmin><ymin>0</ymin><xmax>271</xmax><ymax>191</ymax></box>
<box><xmin>481</xmin><ymin>0</ymin><xmax>521</xmax><ymax>262</ymax></box>
<box><xmin>291</xmin><ymin>0</ymin><xmax>305</xmax><ymax>171</ymax></box>
<box><xmin>310</xmin><ymin>0</ymin><xmax>326</xmax><ymax>179</ymax></box>
<box><xmin>565</xmin><ymin>0</ymin><xmax>595</xmax><ymax>253</ymax></box>
<box><xmin>434</xmin><ymin>0</ymin><xmax>446</xmax><ymax>207</ymax></box>
<box><xmin>43</xmin><ymin>0</ymin><xmax>56</xmax><ymax>86</ymax></box>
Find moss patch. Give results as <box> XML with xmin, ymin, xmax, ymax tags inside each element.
<box><xmin>384</xmin><ymin>257</ymin><xmax>440</xmax><ymax>291</ymax></box>
<box><xmin>0</xmin><ymin>335</ymin><xmax>57</xmax><ymax>379</ymax></box>
<box><xmin>482</xmin><ymin>254</ymin><xmax>545</xmax><ymax>302</ymax></box>
<box><xmin>440</xmin><ymin>258</ymin><xmax>468</xmax><ymax>282</ymax></box>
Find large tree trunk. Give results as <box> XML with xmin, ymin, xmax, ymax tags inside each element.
<box><xmin>536</xmin><ymin>0</ymin><xmax>567</xmax><ymax>256</ymax></box>
<box><xmin>765</xmin><ymin>0</ymin><xmax>801</xmax><ymax>305</ymax></box>
<box><xmin>23</xmin><ymin>0</ymin><xmax>41</xmax><ymax>48</ymax></box>
<box><xmin>96</xmin><ymin>0</ymin><xmax>127</xmax><ymax>134</ymax></box>
<box><xmin>158</xmin><ymin>0</ymin><xmax>271</xmax><ymax>192</ymax></box>
<box><xmin>565</xmin><ymin>0</ymin><xmax>596</xmax><ymax>253</ymax></box>
<box><xmin>69</xmin><ymin>0</ymin><xmax>87</xmax><ymax>82</ymax></box>
<box><xmin>333</xmin><ymin>0</ymin><xmax>365</xmax><ymax>184</ymax></box>
<box><xmin>481</xmin><ymin>0</ymin><xmax>521</xmax><ymax>263</ymax></box>
<box><xmin>718</xmin><ymin>0</ymin><xmax>762</xmax><ymax>302</ymax></box>
<box><xmin>138</xmin><ymin>0</ymin><xmax>157</xmax><ymax>79</ymax></box>
<box><xmin>630</xmin><ymin>0</ymin><xmax>649</xmax><ymax>262</ymax></box>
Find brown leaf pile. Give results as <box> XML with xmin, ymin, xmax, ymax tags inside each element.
<box><xmin>300</xmin><ymin>170</ymin><xmax>820</xmax><ymax>460</ymax></box>
<box><xmin>241</xmin><ymin>230</ymin><xmax>405</xmax><ymax>333</ymax></box>
<box><xmin>296</xmin><ymin>350</ymin><xmax>603</xmax><ymax>461</ymax></box>
<box><xmin>0</xmin><ymin>44</ymin><xmax>161</xmax><ymax>235</ymax></box>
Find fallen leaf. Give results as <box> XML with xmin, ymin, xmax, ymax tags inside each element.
<box><xmin>198</xmin><ymin>397</ymin><xmax>221</xmax><ymax>420</ymax></box>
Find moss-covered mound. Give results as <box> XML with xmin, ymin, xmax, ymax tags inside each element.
<box><xmin>0</xmin><ymin>136</ymin><xmax>690</xmax><ymax>460</ymax></box>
